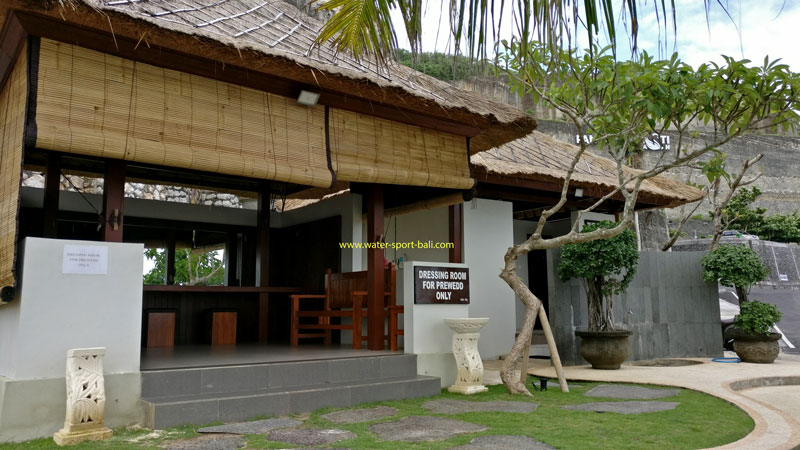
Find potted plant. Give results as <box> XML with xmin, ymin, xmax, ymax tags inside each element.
<box><xmin>557</xmin><ymin>221</ymin><xmax>639</xmax><ymax>369</ymax></box>
<box><xmin>731</xmin><ymin>300</ymin><xmax>783</xmax><ymax>363</ymax></box>
<box><xmin>700</xmin><ymin>244</ymin><xmax>781</xmax><ymax>362</ymax></box>
<box><xmin>700</xmin><ymin>244</ymin><xmax>769</xmax><ymax>303</ymax></box>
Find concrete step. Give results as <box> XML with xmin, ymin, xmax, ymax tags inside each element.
<box><xmin>142</xmin><ymin>375</ymin><xmax>441</xmax><ymax>429</ymax></box>
<box><xmin>141</xmin><ymin>354</ymin><xmax>439</xmax><ymax>429</ymax></box>
<box><xmin>142</xmin><ymin>354</ymin><xmax>419</xmax><ymax>398</ymax></box>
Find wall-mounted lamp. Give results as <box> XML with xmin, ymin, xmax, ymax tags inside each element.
<box><xmin>574</xmin><ymin>188</ymin><xmax>584</xmax><ymax>197</ymax></box>
<box><xmin>297</xmin><ymin>90</ymin><xmax>320</xmax><ymax>106</ymax></box>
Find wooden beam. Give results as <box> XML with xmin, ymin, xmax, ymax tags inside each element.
<box><xmin>164</xmin><ymin>229</ymin><xmax>176</xmax><ymax>285</ymax></box>
<box><xmin>102</xmin><ymin>160</ymin><xmax>125</xmax><ymax>242</ymax></box>
<box><xmin>224</xmin><ymin>232</ymin><xmax>240</xmax><ymax>287</ymax></box>
<box><xmin>42</xmin><ymin>152</ymin><xmax>60</xmax><ymax>238</ymax></box>
<box><xmin>383</xmin><ymin>192</ymin><xmax>468</xmax><ymax>217</ymax></box>
<box><xmin>366</xmin><ymin>184</ymin><xmax>385</xmax><ymax>350</ymax></box>
<box><xmin>13</xmin><ymin>12</ymin><xmax>481</xmax><ymax>139</ymax></box>
<box><xmin>256</xmin><ymin>185</ymin><xmax>270</xmax><ymax>343</ymax></box>
<box><xmin>449</xmin><ymin>204</ymin><xmax>463</xmax><ymax>263</ymax></box>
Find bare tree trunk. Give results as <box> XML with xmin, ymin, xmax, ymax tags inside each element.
<box><xmin>499</xmin><ymin>248</ymin><xmax>542</xmax><ymax>396</ymax></box>
<box><xmin>736</xmin><ymin>285</ymin><xmax>748</xmax><ymax>303</ymax></box>
<box><xmin>585</xmin><ymin>278</ymin><xmax>605</xmax><ymax>331</ymax></box>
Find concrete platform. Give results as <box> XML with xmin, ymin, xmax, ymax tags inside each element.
<box><xmin>529</xmin><ymin>353</ymin><xmax>800</xmax><ymax>450</ymax></box>
<box><xmin>141</xmin><ymin>344</ymin><xmax>397</xmax><ymax>370</ymax></box>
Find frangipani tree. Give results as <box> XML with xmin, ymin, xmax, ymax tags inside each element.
<box><xmin>494</xmin><ymin>43</ymin><xmax>800</xmax><ymax>394</ymax></box>
<box><xmin>313</xmin><ymin>1</ymin><xmax>800</xmax><ymax>395</ymax></box>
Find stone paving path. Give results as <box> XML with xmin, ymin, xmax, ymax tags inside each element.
<box><xmin>449</xmin><ymin>435</ymin><xmax>556</xmax><ymax>450</ymax></box>
<box><xmin>321</xmin><ymin>406</ymin><xmax>398</xmax><ymax>423</ymax></box>
<box><xmin>266</xmin><ymin>428</ymin><xmax>356</xmax><ymax>446</ymax></box>
<box><xmin>563</xmin><ymin>400</ymin><xmax>679</xmax><ymax>414</ymax></box>
<box><xmin>168</xmin><ymin>384</ymin><xmax>694</xmax><ymax>449</ymax></box>
<box><xmin>585</xmin><ymin>384</ymin><xmax>680</xmax><ymax>399</ymax></box>
<box><xmin>422</xmin><ymin>399</ymin><xmax>538</xmax><ymax>414</ymax></box>
<box><xmin>197</xmin><ymin>418</ymin><xmax>302</xmax><ymax>434</ymax></box>
<box><xmin>164</xmin><ymin>435</ymin><xmax>244</xmax><ymax>450</ymax></box>
<box><xmin>367</xmin><ymin>416</ymin><xmax>488</xmax><ymax>442</ymax></box>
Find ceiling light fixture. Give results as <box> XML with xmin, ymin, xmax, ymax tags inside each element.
<box><xmin>297</xmin><ymin>90</ymin><xmax>320</xmax><ymax>106</ymax></box>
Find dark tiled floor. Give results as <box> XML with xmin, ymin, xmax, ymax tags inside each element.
<box><xmin>141</xmin><ymin>343</ymin><xmax>398</xmax><ymax>370</ymax></box>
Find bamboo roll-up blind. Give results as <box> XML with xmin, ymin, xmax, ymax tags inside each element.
<box><xmin>329</xmin><ymin>109</ymin><xmax>474</xmax><ymax>190</ymax></box>
<box><xmin>0</xmin><ymin>45</ymin><xmax>27</xmax><ymax>291</ymax></box>
<box><xmin>34</xmin><ymin>39</ymin><xmax>333</xmax><ymax>188</ymax></box>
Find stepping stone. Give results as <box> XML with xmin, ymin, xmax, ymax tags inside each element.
<box><xmin>165</xmin><ymin>435</ymin><xmax>244</xmax><ymax>450</ymax></box>
<box><xmin>198</xmin><ymin>418</ymin><xmax>302</xmax><ymax>434</ymax></box>
<box><xmin>267</xmin><ymin>428</ymin><xmax>356</xmax><ymax>446</ymax></box>
<box><xmin>422</xmin><ymin>399</ymin><xmax>538</xmax><ymax>414</ymax></box>
<box><xmin>563</xmin><ymin>401</ymin><xmax>679</xmax><ymax>415</ymax></box>
<box><xmin>585</xmin><ymin>384</ymin><xmax>680</xmax><ymax>400</ymax></box>
<box><xmin>449</xmin><ymin>435</ymin><xmax>556</xmax><ymax>450</ymax></box>
<box><xmin>321</xmin><ymin>406</ymin><xmax>398</xmax><ymax>423</ymax></box>
<box><xmin>368</xmin><ymin>416</ymin><xmax>488</xmax><ymax>442</ymax></box>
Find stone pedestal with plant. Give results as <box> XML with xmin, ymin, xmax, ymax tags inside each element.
<box><xmin>701</xmin><ymin>244</ymin><xmax>782</xmax><ymax>363</ymax></box>
<box><xmin>557</xmin><ymin>221</ymin><xmax>639</xmax><ymax>370</ymax></box>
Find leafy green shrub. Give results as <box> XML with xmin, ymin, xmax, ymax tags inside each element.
<box><xmin>557</xmin><ymin>221</ymin><xmax>639</xmax><ymax>331</ymax></box>
<box><xmin>734</xmin><ymin>300</ymin><xmax>782</xmax><ymax>336</ymax></box>
<box><xmin>700</xmin><ymin>244</ymin><xmax>768</xmax><ymax>303</ymax></box>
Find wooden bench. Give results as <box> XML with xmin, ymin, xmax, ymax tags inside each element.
<box><xmin>290</xmin><ymin>264</ymin><xmax>402</xmax><ymax>350</ymax></box>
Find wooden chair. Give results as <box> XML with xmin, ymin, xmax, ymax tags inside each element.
<box><xmin>290</xmin><ymin>264</ymin><xmax>402</xmax><ymax>349</ymax></box>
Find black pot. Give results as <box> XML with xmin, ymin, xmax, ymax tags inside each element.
<box><xmin>575</xmin><ymin>330</ymin><xmax>632</xmax><ymax>370</ymax></box>
<box><xmin>732</xmin><ymin>331</ymin><xmax>781</xmax><ymax>364</ymax></box>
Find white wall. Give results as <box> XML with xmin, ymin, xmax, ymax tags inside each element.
<box><xmin>1</xmin><ymin>238</ymin><xmax>143</xmax><ymax>379</ymax></box>
<box><xmin>462</xmin><ymin>198</ymin><xmax>516</xmax><ymax>359</ymax></box>
<box><xmin>385</xmin><ymin>207</ymin><xmax>450</xmax><ymax>265</ymax></box>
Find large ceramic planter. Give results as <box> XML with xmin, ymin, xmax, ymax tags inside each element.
<box><xmin>733</xmin><ymin>332</ymin><xmax>781</xmax><ymax>363</ymax></box>
<box><xmin>575</xmin><ymin>330</ymin><xmax>632</xmax><ymax>370</ymax></box>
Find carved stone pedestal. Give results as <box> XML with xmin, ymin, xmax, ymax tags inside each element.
<box><xmin>53</xmin><ymin>348</ymin><xmax>113</xmax><ymax>446</ymax></box>
<box><xmin>444</xmin><ymin>318</ymin><xmax>489</xmax><ymax>395</ymax></box>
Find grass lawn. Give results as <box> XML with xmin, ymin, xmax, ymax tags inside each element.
<box><xmin>2</xmin><ymin>378</ymin><xmax>753</xmax><ymax>450</ymax></box>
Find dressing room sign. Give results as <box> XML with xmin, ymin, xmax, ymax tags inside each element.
<box><xmin>414</xmin><ymin>266</ymin><xmax>470</xmax><ymax>304</ymax></box>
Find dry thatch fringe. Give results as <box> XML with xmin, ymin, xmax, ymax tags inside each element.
<box><xmin>472</xmin><ymin>131</ymin><xmax>704</xmax><ymax>206</ymax></box>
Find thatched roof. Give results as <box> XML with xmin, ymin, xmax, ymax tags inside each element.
<box><xmin>283</xmin><ymin>131</ymin><xmax>703</xmax><ymax>211</ymax></box>
<box><xmin>5</xmin><ymin>0</ymin><xmax>534</xmax><ymax>153</ymax></box>
<box><xmin>471</xmin><ymin>131</ymin><xmax>704</xmax><ymax>208</ymax></box>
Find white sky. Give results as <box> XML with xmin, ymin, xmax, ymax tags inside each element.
<box><xmin>390</xmin><ymin>0</ymin><xmax>800</xmax><ymax>70</ymax></box>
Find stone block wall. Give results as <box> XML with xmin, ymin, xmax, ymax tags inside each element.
<box><xmin>547</xmin><ymin>250</ymin><xmax>722</xmax><ymax>366</ymax></box>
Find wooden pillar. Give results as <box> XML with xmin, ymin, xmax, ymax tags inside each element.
<box><xmin>42</xmin><ymin>153</ymin><xmax>60</xmax><ymax>238</ymax></box>
<box><xmin>366</xmin><ymin>184</ymin><xmax>385</xmax><ymax>350</ymax></box>
<box><xmin>102</xmin><ymin>160</ymin><xmax>125</xmax><ymax>242</ymax></box>
<box><xmin>448</xmin><ymin>204</ymin><xmax>463</xmax><ymax>263</ymax></box>
<box><xmin>256</xmin><ymin>186</ymin><xmax>270</xmax><ymax>343</ymax></box>
<box><xmin>224</xmin><ymin>232</ymin><xmax>240</xmax><ymax>287</ymax></box>
<box><xmin>164</xmin><ymin>230</ymin><xmax>176</xmax><ymax>285</ymax></box>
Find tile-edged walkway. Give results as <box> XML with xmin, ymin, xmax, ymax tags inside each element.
<box><xmin>528</xmin><ymin>353</ymin><xmax>800</xmax><ymax>450</ymax></box>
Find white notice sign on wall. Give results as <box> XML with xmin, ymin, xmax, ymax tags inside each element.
<box><xmin>62</xmin><ymin>245</ymin><xmax>108</xmax><ymax>275</ymax></box>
